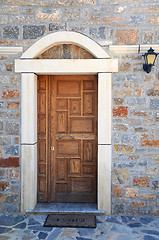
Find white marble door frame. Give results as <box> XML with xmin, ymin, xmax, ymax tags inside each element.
<box><xmin>15</xmin><ymin>31</ymin><xmax>118</xmax><ymax>214</ymax></box>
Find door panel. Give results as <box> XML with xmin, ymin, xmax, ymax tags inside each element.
<box><xmin>57</xmin><ymin>112</ymin><xmax>68</xmax><ymax>133</ymax></box>
<box><xmin>37</xmin><ymin>76</ymin><xmax>48</xmax><ymax>202</ymax></box>
<box><xmin>70</xmin><ymin>118</ymin><xmax>94</xmax><ymax>133</ymax></box>
<box><xmin>56</xmin><ymin>140</ymin><xmax>81</xmax><ymax>156</ymax></box>
<box><xmin>37</xmin><ymin>75</ymin><xmax>97</xmax><ymax>203</ymax></box>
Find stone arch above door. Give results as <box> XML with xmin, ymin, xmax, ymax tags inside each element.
<box><xmin>15</xmin><ymin>31</ymin><xmax>118</xmax><ymax>214</ymax></box>
<box><xmin>20</xmin><ymin>31</ymin><xmax>110</xmax><ymax>59</ymax></box>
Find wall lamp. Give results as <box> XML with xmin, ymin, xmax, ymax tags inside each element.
<box><xmin>143</xmin><ymin>47</ymin><xmax>158</xmax><ymax>73</ymax></box>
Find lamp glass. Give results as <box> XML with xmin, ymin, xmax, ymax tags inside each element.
<box><xmin>146</xmin><ymin>54</ymin><xmax>157</xmax><ymax>65</ymax></box>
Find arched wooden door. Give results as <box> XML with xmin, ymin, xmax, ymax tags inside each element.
<box><xmin>37</xmin><ymin>75</ymin><xmax>97</xmax><ymax>203</ymax></box>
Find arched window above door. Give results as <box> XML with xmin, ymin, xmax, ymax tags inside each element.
<box><xmin>37</xmin><ymin>44</ymin><xmax>95</xmax><ymax>59</ymax></box>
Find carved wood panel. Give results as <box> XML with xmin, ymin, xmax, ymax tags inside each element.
<box><xmin>37</xmin><ymin>75</ymin><xmax>97</xmax><ymax>203</ymax></box>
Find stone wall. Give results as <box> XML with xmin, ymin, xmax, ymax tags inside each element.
<box><xmin>1</xmin><ymin>0</ymin><xmax>159</xmax><ymax>46</ymax></box>
<box><xmin>0</xmin><ymin>0</ymin><xmax>159</xmax><ymax>215</ymax></box>
<box><xmin>0</xmin><ymin>53</ymin><xmax>20</xmax><ymax>213</ymax></box>
<box><xmin>112</xmin><ymin>53</ymin><xmax>159</xmax><ymax>216</ymax></box>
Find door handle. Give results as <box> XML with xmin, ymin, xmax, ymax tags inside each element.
<box><xmin>58</xmin><ymin>135</ymin><xmax>75</xmax><ymax>139</ymax></box>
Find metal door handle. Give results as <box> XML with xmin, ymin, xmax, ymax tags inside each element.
<box><xmin>58</xmin><ymin>135</ymin><xmax>75</xmax><ymax>139</ymax></box>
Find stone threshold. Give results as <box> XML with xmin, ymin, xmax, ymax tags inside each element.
<box><xmin>26</xmin><ymin>203</ymin><xmax>105</xmax><ymax>216</ymax></box>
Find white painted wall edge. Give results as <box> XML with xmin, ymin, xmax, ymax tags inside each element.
<box><xmin>0</xmin><ymin>47</ymin><xmax>23</xmax><ymax>54</ymax></box>
<box><xmin>0</xmin><ymin>44</ymin><xmax>159</xmax><ymax>55</ymax></box>
<box><xmin>15</xmin><ymin>59</ymin><xmax>118</xmax><ymax>73</ymax></box>
<box><xmin>18</xmin><ymin>44</ymin><xmax>158</xmax><ymax>55</ymax></box>
<box><xmin>109</xmin><ymin>45</ymin><xmax>139</xmax><ymax>54</ymax></box>
<box><xmin>109</xmin><ymin>44</ymin><xmax>159</xmax><ymax>54</ymax></box>
<box><xmin>140</xmin><ymin>44</ymin><xmax>159</xmax><ymax>53</ymax></box>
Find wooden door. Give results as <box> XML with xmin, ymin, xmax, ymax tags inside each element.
<box><xmin>37</xmin><ymin>75</ymin><xmax>97</xmax><ymax>203</ymax></box>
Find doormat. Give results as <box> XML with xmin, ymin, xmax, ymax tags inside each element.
<box><xmin>44</xmin><ymin>214</ymin><xmax>96</xmax><ymax>228</ymax></box>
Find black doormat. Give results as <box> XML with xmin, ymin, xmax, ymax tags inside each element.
<box><xmin>44</xmin><ymin>214</ymin><xmax>96</xmax><ymax>228</ymax></box>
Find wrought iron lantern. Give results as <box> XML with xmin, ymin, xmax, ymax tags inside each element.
<box><xmin>143</xmin><ymin>47</ymin><xmax>158</xmax><ymax>73</ymax></box>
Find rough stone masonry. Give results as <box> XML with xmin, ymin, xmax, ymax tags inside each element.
<box><xmin>0</xmin><ymin>0</ymin><xmax>159</xmax><ymax>215</ymax></box>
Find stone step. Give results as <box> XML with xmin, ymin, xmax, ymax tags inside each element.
<box><xmin>26</xmin><ymin>203</ymin><xmax>105</xmax><ymax>216</ymax></box>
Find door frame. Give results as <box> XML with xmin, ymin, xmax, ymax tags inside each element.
<box><xmin>15</xmin><ymin>31</ymin><xmax>118</xmax><ymax>214</ymax></box>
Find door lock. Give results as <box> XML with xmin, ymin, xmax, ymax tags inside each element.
<box><xmin>51</xmin><ymin>146</ymin><xmax>54</xmax><ymax>151</ymax></box>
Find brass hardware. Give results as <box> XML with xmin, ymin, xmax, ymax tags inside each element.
<box><xmin>58</xmin><ymin>135</ymin><xmax>75</xmax><ymax>139</ymax></box>
<box><xmin>51</xmin><ymin>146</ymin><xmax>54</xmax><ymax>151</ymax></box>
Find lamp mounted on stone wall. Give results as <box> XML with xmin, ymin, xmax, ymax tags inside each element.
<box><xmin>143</xmin><ymin>47</ymin><xmax>158</xmax><ymax>73</ymax></box>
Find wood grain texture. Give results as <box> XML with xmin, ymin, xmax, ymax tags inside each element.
<box><xmin>37</xmin><ymin>75</ymin><xmax>49</xmax><ymax>202</ymax></box>
<box><xmin>37</xmin><ymin>75</ymin><xmax>97</xmax><ymax>203</ymax></box>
